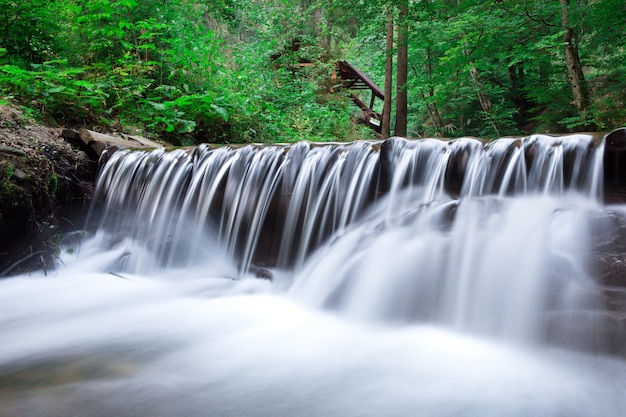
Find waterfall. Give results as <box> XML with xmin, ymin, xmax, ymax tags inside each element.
<box><xmin>90</xmin><ymin>134</ymin><xmax>602</xmax><ymax>272</ymax></box>
<box><xmin>83</xmin><ymin>133</ymin><xmax>611</xmax><ymax>349</ymax></box>
<box><xmin>2</xmin><ymin>133</ymin><xmax>626</xmax><ymax>417</ymax></box>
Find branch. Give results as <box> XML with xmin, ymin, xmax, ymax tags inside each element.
<box><xmin>0</xmin><ymin>251</ymin><xmax>44</xmax><ymax>277</ymax></box>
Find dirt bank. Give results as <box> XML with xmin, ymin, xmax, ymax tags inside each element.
<box><xmin>0</xmin><ymin>105</ymin><xmax>96</xmax><ymax>276</ymax></box>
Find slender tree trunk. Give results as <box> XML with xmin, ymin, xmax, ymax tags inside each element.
<box><xmin>469</xmin><ymin>66</ymin><xmax>499</xmax><ymax>136</ymax></box>
<box><xmin>469</xmin><ymin>67</ymin><xmax>492</xmax><ymax>114</ymax></box>
<box><xmin>394</xmin><ymin>0</ymin><xmax>408</xmax><ymax>137</ymax></box>
<box><xmin>507</xmin><ymin>63</ymin><xmax>535</xmax><ymax>130</ymax></box>
<box><xmin>420</xmin><ymin>91</ymin><xmax>442</xmax><ymax>137</ymax></box>
<box><xmin>316</xmin><ymin>9</ymin><xmax>332</xmax><ymax>62</ymax></box>
<box><xmin>559</xmin><ymin>0</ymin><xmax>590</xmax><ymax>113</ymax></box>
<box><xmin>382</xmin><ymin>4</ymin><xmax>394</xmax><ymax>138</ymax></box>
<box><xmin>320</xmin><ymin>31</ymin><xmax>331</xmax><ymax>62</ymax></box>
<box><xmin>425</xmin><ymin>48</ymin><xmax>443</xmax><ymax>136</ymax></box>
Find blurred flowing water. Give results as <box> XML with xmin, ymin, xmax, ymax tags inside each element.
<box><xmin>2</xmin><ymin>134</ymin><xmax>626</xmax><ymax>417</ymax></box>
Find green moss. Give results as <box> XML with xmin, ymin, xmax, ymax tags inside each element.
<box><xmin>5</xmin><ymin>163</ymin><xmax>14</xmax><ymax>179</ymax></box>
<box><xmin>49</xmin><ymin>173</ymin><xmax>58</xmax><ymax>199</ymax></box>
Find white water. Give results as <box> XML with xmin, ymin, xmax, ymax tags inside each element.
<box><xmin>1</xmin><ymin>243</ymin><xmax>625</xmax><ymax>417</ymax></box>
<box><xmin>1</xmin><ymin>134</ymin><xmax>625</xmax><ymax>416</ymax></box>
<box><xmin>291</xmin><ymin>195</ymin><xmax>604</xmax><ymax>345</ymax></box>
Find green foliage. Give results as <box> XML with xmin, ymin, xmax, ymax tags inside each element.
<box><xmin>0</xmin><ymin>0</ymin><xmax>623</xmax><ymax>142</ymax></box>
<box><xmin>0</xmin><ymin>62</ymin><xmax>110</xmax><ymax>123</ymax></box>
<box><xmin>5</xmin><ymin>163</ymin><xmax>14</xmax><ymax>181</ymax></box>
<box><xmin>0</xmin><ymin>0</ymin><xmax>367</xmax><ymax>144</ymax></box>
<box><xmin>49</xmin><ymin>173</ymin><xmax>58</xmax><ymax>199</ymax></box>
<box><xmin>346</xmin><ymin>0</ymin><xmax>625</xmax><ymax>137</ymax></box>
<box><xmin>0</xmin><ymin>0</ymin><xmax>63</xmax><ymax>65</ymax></box>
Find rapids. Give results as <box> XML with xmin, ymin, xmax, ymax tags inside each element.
<box><xmin>1</xmin><ymin>134</ymin><xmax>625</xmax><ymax>416</ymax></box>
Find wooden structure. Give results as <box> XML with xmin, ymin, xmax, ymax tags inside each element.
<box><xmin>333</xmin><ymin>61</ymin><xmax>385</xmax><ymax>133</ymax></box>
<box><xmin>268</xmin><ymin>41</ymin><xmax>385</xmax><ymax>134</ymax></box>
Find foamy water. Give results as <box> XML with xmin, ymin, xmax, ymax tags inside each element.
<box><xmin>1</xmin><ymin>258</ymin><xmax>625</xmax><ymax>417</ymax></box>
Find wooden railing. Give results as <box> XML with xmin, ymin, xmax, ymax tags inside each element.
<box><xmin>332</xmin><ymin>61</ymin><xmax>384</xmax><ymax>133</ymax></box>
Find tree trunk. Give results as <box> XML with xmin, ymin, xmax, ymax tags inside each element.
<box><xmin>425</xmin><ymin>48</ymin><xmax>443</xmax><ymax>136</ymax></box>
<box><xmin>394</xmin><ymin>0</ymin><xmax>408</xmax><ymax>137</ymax></box>
<box><xmin>382</xmin><ymin>5</ymin><xmax>394</xmax><ymax>138</ymax></box>
<box><xmin>507</xmin><ymin>64</ymin><xmax>525</xmax><ymax>118</ymax></box>
<box><xmin>507</xmin><ymin>63</ymin><xmax>535</xmax><ymax>130</ymax></box>
<box><xmin>469</xmin><ymin>66</ymin><xmax>499</xmax><ymax>136</ymax></box>
<box><xmin>559</xmin><ymin>0</ymin><xmax>590</xmax><ymax>113</ymax></box>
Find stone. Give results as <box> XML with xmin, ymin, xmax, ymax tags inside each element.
<box><xmin>0</xmin><ymin>144</ymin><xmax>26</xmax><ymax>157</ymax></box>
<box><xmin>12</xmin><ymin>168</ymin><xmax>26</xmax><ymax>180</ymax></box>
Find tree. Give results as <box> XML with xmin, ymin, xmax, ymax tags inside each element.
<box><xmin>382</xmin><ymin>3</ymin><xmax>393</xmax><ymax>138</ymax></box>
<box><xmin>394</xmin><ymin>0</ymin><xmax>408</xmax><ymax>137</ymax></box>
<box><xmin>1</xmin><ymin>0</ymin><xmax>625</xmax><ymax>142</ymax></box>
<box><xmin>559</xmin><ymin>0</ymin><xmax>589</xmax><ymax>115</ymax></box>
<box><xmin>0</xmin><ymin>0</ymin><xmax>63</xmax><ymax>65</ymax></box>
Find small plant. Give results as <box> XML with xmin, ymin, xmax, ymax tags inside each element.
<box><xmin>49</xmin><ymin>173</ymin><xmax>58</xmax><ymax>199</ymax></box>
<box><xmin>5</xmin><ymin>163</ymin><xmax>14</xmax><ymax>180</ymax></box>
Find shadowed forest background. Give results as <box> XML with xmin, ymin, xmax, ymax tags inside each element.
<box><xmin>1</xmin><ymin>0</ymin><xmax>624</xmax><ymax>144</ymax></box>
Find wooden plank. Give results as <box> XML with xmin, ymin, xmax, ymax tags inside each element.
<box><xmin>349</xmin><ymin>93</ymin><xmax>383</xmax><ymax>133</ymax></box>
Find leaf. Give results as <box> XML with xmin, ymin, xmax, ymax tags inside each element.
<box><xmin>46</xmin><ymin>86</ymin><xmax>66</xmax><ymax>94</ymax></box>
<box><xmin>74</xmin><ymin>80</ymin><xmax>95</xmax><ymax>89</ymax></box>
<box><xmin>148</xmin><ymin>101</ymin><xmax>167</xmax><ymax>111</ymax></box>
<box><xmin>176</xmin><ymin>119</ymin><xmax>196</xmax><ymax>133</ymax></box>
<box><xmin>211</xmin><ymin>104</ymin><xmax>229</xmax><ymax>121</ymax></box>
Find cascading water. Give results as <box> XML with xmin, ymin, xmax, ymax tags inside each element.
<box><xmin>1</xmin><ymin>133</ymin><xmax>625</xmax><ymax>417</ymax></box>
<box><xmin>290</xmin><ymin>135</ymin><xmax>607</xmax><ymax>348</ymax></box>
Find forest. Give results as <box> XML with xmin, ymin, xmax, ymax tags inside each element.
<box><xmin>0</xmin><ymin>0</ymin><xmax>624</xmax><ymax>144</ymax></box>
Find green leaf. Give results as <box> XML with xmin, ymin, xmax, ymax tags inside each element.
<box><xmin>176</xmin><ymin>119</ymin><xmax>196</xmax><ymax>133</ymax></box>
<box><xmin>46</xmin><ymin>86</ymin><xmax>66</xmax><ymax>94</ymax></box>
<box><xmin>211</xmin><ymin>104</ymin><xmax>229</xmax><ymax>121</ymax></box>
<box><xmin>74</xmin><ymin>80</ymin><xmax>95</xmax><ymax>89</ymax></box>
<box><xmin>148</xmin><ymin>101</ymin><xmax>167</xmax><ymax>111</ymax></box>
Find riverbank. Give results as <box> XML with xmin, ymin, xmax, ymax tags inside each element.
<box><xmin>0</xmin><ymin>105</ymin><xmax>96</xmax><ymax>276</ymax></box>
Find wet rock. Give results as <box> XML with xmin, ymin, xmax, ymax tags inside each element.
<box><xmin>591</xmin><ymin>209</ymin><xmax>626</xmax><ymax>288</ymax></box>
<box><xmin>541</xmin><ymin>310</ymin><xmax>626</xmax><ymax>357</ymax></box>
<box><xmin>251</xmin><ymin>265</ymin><xmax>273</xmax><ymax>280</ymax></box>
<box><xmin>603</xmin><ymin>127</ymin><xmax>626</xmax><ymax>204</ymax></box>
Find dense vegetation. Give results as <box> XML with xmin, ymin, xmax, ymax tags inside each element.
<box><xmin>0</xmin><ymin>0</ymin><xmax>624</xmax><ymax>143</ymax></box>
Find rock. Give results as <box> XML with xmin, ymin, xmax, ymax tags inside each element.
<box><xmin>77</xmin><ymin>151</ymin><xmax>91</xmax><ymax>161</ymax></box>
<box><xmin>0</xmin><ymin>144</ymin><xmax>26</xmax><ymax>157</ymax></box>
<box><xmin>604</xmin><ymin>127</ymin><xmax>626</xmax><ymax>203</ymax></box>
<box><xmin>62</xmin><ymin>128</ymin><xmax>163</xmax><ymax>160</ymax></box>
<box><xmin>12</xmin><ymin>168</ymin><xmax>26</xmax><ymax>181</ymax></box>
<box><xmin>61</xmin><ymin>128</ymin><xmax>81</xmax><ymax>143</ymax></box>
<box><xmin>77</xmin><ymin>128</ymin><xmax>161</xmax><ymax>158</ymax></box>
<box><xmin>120</xmin><ymin>133</ymin><xmax>163</xmax><ymax>148</ymax></box>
